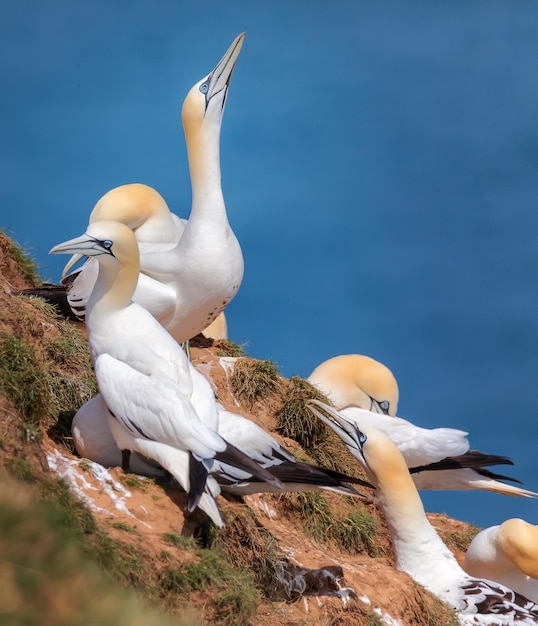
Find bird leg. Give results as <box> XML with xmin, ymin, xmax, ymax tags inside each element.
<box><xmin>121</xmin><ymin>449</ymin><xmax>131</xmax><ymax>473</ymax></box>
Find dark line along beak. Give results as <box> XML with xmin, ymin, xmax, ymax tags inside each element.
<box><xmin>50</xmin><ymin>233</ymin><xmax>114</xmax><ymax>258</ymax></box>
<box><xmin>203</xmin><ymin>32</ymin><xmax>245</xmax><ymax>108</ymax></box>
<box><xmin>307</xmin><ymin>400</ymin><xmax>367</xmax><ymax>459</ymax></box>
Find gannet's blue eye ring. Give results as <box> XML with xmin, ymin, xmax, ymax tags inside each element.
<box><xmin>359</xmin><ymin>432</ymin><xmax>367</xmax><ymax>446</ymax></box>
<box><xmin>103</xmin><ymin>240</ymin><xmax>113</xmax><ymax>250</ymax></box>
<box><xmin>199</xmin><ymin>82</ymin><xmax>209</xmax><ymax>94</ymax></box>
<box><xmin>380</xmin><ymin>400</ymin><xmax>389</xmax><ymax>411</ymax></box>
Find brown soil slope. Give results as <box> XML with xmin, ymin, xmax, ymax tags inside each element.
<box><xmin>0</xmin><ymin>231</ymin><xmax>478</xmax><ymax>625</ymax></box>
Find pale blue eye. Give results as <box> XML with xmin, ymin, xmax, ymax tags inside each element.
<box><xmin>359</xmin><ymin>433</ymin><xmax>367</xmax><ymax>445</ymax></box>
<box><xmin>380</xmin><ymin>401</ymin><xmax>389</xmax><ymax>411</ymax></box>
<box><xmin>199</xmin><ymin>82</ymin><xmax>209</xmax><ymax>94</ymax></box>
<box><xmin>103</xmin><ymin>240</ymin><xmax>113</xmax><ymax>250</ymax></box>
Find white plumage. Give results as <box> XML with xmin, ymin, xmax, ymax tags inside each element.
<box><xmin>308</xmin><ymin>355</ymin><xmax>537</xmax><ymax>497</ymax></box>
<box><xmin>465</xmin><ymin>519</ymin><xmax>538</xmax><ymax>602</ymax></box>
<box><xmin>70</xmin><ymin>392</ymin><xmax>367</xmax><ymax>498</ymax></box>
<box><xmin>62</xmin><ymin>32</ymin><xmax>245</xmax><ymax>344</ymax></box>
<box><xmin>308</xmin><ymin>401</ymin><xmax>538</xmax><ymax>625</ymax></box>
<box><xmin>50</xmin><ymin>220</ymin><xmax>280</xmax><ymax>527</ymax></box>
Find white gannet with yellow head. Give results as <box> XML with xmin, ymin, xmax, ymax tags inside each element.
<box><xmin>308</xmin><ymin>354</ymin><xmax>399</xmax><ymax>415</ymax></box>
<box><xmin>60</xmin><ymin>33</ymin><xmax>245</xmax><ymax>343</ymax></box>
<box><xmin>50</xmin><ymin>219</ymin><xmax>280</xmax><ymax>527</ymax></box>
<box><xmin>131</xmin><ymin>31</ymin><xmax>245</xmax><ymax>342</ymax></box>
<box><xmin>464</xmin><ymin>519</ymin><xmax>538</xmax><ymax>602</ymax></box>
<box><xmin>308</xmin><ymin>402</ymin><xmax>538</xmax><ymax>624</ymax></box>
<box><xmin>307</xmin><ymin>357</ymin><xmax>538</xmax><ymax>498</ymax></box>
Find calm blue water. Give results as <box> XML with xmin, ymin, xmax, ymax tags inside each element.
<box><xmin>2</xmin><ymin>1</ymin><xmax>538</xmax><ymax>529</ymax></box>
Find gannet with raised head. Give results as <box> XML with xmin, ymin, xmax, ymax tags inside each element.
<box><xmin>307</xmin><ymin>357</ymin><xmax>537</xmax><ymax>498</ymax></box>
<box><xmin>50</xmin><ymin>220</ymin><xmax>280</xmax><ymax>527</ymax></box>
<box><xmin>71</xmin><ymin>394</ymin><xmax>370</xmax><ymax>497</ymax></box>
<box><xmin>308</xmin><ymin>402</ymin><xmax>538</xmax><ymax>625</ymax></box>
<box><xmin>38</xmin><ymin>33</ymin><xmax>244</xmax><ymax>344</ymax></box>
<box><xmin>464</xmin><ymin>519</ymin><xmax>538</xmax><ymax>602</ymax></box>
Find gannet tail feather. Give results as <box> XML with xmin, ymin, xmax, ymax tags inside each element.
<box><xmin>187</xmin><ymin>452</ymin><xmax>209</xmax><ymax>512</ymax></box>
<box><xmin>215</xmin><ymin>442</ymin><xmax>284</xmax><ymax>489</ymax></box>
<box><xmin>253</xmin><ymin>460</ymin><xmax>370</xmax><ymax>495</ymax></box>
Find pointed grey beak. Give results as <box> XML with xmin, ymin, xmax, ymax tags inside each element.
<box><xmin>306</xmin><ymin>400</ymin><xmax>367</xmax><ymax>460</ymax></box>
<box><xmin>61</xmin><ymin>253</ymin><xmax>85</xmax><ymax>278</ymax></box>
<box><xmin>50</xmin><ymin>233</ymin><xmax>113</xmax><ymax>258</ymax></box>
<box><xmin>203</xmin><ymin>32</ymin><xmax>245</xmax><ymax>106</ymax></box>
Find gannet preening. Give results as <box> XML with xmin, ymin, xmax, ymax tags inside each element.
<box><xmin>50</xmin><ymin>220</ymin><xmax>280</xmax><ymax>527</ymax></box>
<box><xmin>31</xmin><ymin>33</ymin><xmax>245</xmax><ymax>344</ymax></box>
<box><xmin>308</xmin><ymin>354</ymin><xmax>400</xmax><ymax>415</ymax></box>
<box><xmin>306</xmin><ymin>400</ymin><xmax>538</xmax><ymax>498</ymax></box>
<box><xmin>308</xmin><ymin>402</ymin><xmax>538</xmax><ymax>624</ymax></box>
<box><xmin>464</xmin><ymin>519</ymin><xmax>538</xmax><ymax>602</ymax></box>
<box><xmin>70</xmin><ymin>394</ymin><xmax>370</xmax><ymax>498</ymax></box>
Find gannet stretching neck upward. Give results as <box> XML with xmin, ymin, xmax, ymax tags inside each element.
<box><xmin>50</xmin><ymin>220</ymin><xmax>279</xmax><ymax>526</ymax></box>
<box><xmin>307</xmin><ymin>357</ymin><xmax>537</xmax><ymax>497</ymax></box>
<box><xmin>464</xmin><ymin>519</ymin><xmax>538</xmax><ymax>602</ymax></box>
<box><xmin>308</xmin><ymin>354</ymin><xmax>399</xmax><ymax>415</ymax></box>
<box><xmin>308</xmin><ymin>403</ymin><xmax>538</xmax><ymax>624</ymax></box>
<box><xmin>307</xmin><ymin>401</ymin><xmax>537</xmax><ymax>497</ymax></box>
<box><xmin>42</xmin><ymin>33</ymin><xmax>245</xmax><ymax>344</ymax></box>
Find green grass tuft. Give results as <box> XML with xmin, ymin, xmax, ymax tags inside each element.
<box><xmin>280</xmin><ymin>491</ymin><xmax>382</xmax><ymax>556</ymax></box>
<box><xmin>0</xmin><ymin>331</ymin><xmax>50</xmax><ymax>427</ymax></box>
<box><xmin>0</xmin><ymin>228</ymin><xmax>42</xmax><ymax>286</ymax></box>
<box><xmin>214</xmin><ymin>339</ymin><xmax>245</xmax><ymax>357</ymax></box>
<box><xmin>230</xmin><ymin>358</ymin><xmax>282</xmax><ymax>409</ymax></box>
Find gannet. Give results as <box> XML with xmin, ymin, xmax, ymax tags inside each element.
<box><xmin>71</xmin><ymin>393</ymin><xmax>369</xmax><ymax>497</ymax></box>
<box><xmin>308</xmin><ymin>354</ymin><xmax>400</xmax><ymax>415</ymax></box>
<box><xmin>307</xmin><ymin>400</ymin><xmax>537</xmax><ymax>497</ymax></box>
<box><xmin>307</xmin><ymin>357</ymin><xmax>537</xmax><ymax>497</ymax></box>
<box><xmin>308</xmin><ymin>402</ymin><xmax>538</xmax><ymax>625</ymax></box>
<box><xmin>464</xmin><ymin>519</ymin><xmax>538</xmax><ymax>602</ymax></box>
<box><xmin>38</xmin><ymin>32</ymin><xmax>245</xmax><ymax>344</ymax></box>
<box><xmin>50</xmin><ymin>220</ymin><xmax>280</xmax><ymax>527</ymax></box>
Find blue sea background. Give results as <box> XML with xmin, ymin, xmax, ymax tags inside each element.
<box><xmin>1</xmin><ymin>1</ymin><xmax>538</xmax><ymax>530</ymax></box>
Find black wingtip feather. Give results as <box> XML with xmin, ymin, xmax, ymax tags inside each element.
<box><xmin>186</xmin><ymin>453</ymin><xmax>209</xmax><ymax>512</ymax></box>
<box><xmin>215</xmin><ymin>442</ymin><xmax>284</xmax><ymax>489</ymax></box>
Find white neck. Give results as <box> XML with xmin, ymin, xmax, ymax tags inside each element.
<box><xmin>87</xmin><ymin>258</ymin><xmax>139</xmax><ymax>321</ymax></box>
<box><xmin>184</xmin><ymin>120</ymin><xmax>228</xmax><ymax>228</ymax></box>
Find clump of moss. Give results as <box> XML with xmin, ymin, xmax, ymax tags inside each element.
<box><xmin>278</xmin><ymin>491</ymin><xmax>382</xmax><ymax>557</ymax></box>
<box><xmin>230</xmin><ymin>358</ymin><xmax>282</xmax><ymax>409</ymax></box>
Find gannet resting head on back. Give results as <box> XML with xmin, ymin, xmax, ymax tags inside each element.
<box><xmin>464</xmin><ymin>519</ymin><xmax>538</xmax><ymax>603</ymax></box>
<box><xmin>50</xmin><ymin>220</ymin><xmax>281</xmax><ymax>527</ymax></box>
<box><xmin>306</xmin><ymin>399</ymin><xmax>538</xmax><ymax>499</ymax></box>
<box><xmin>308</xmin><ymin>406</ymin><xmax>538</xmax><ymax>623</ymax></box>
<box><xmin>308</xmin><ymin>354</ymin><xmax>399</xmax><ymax>416</ymax></box>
